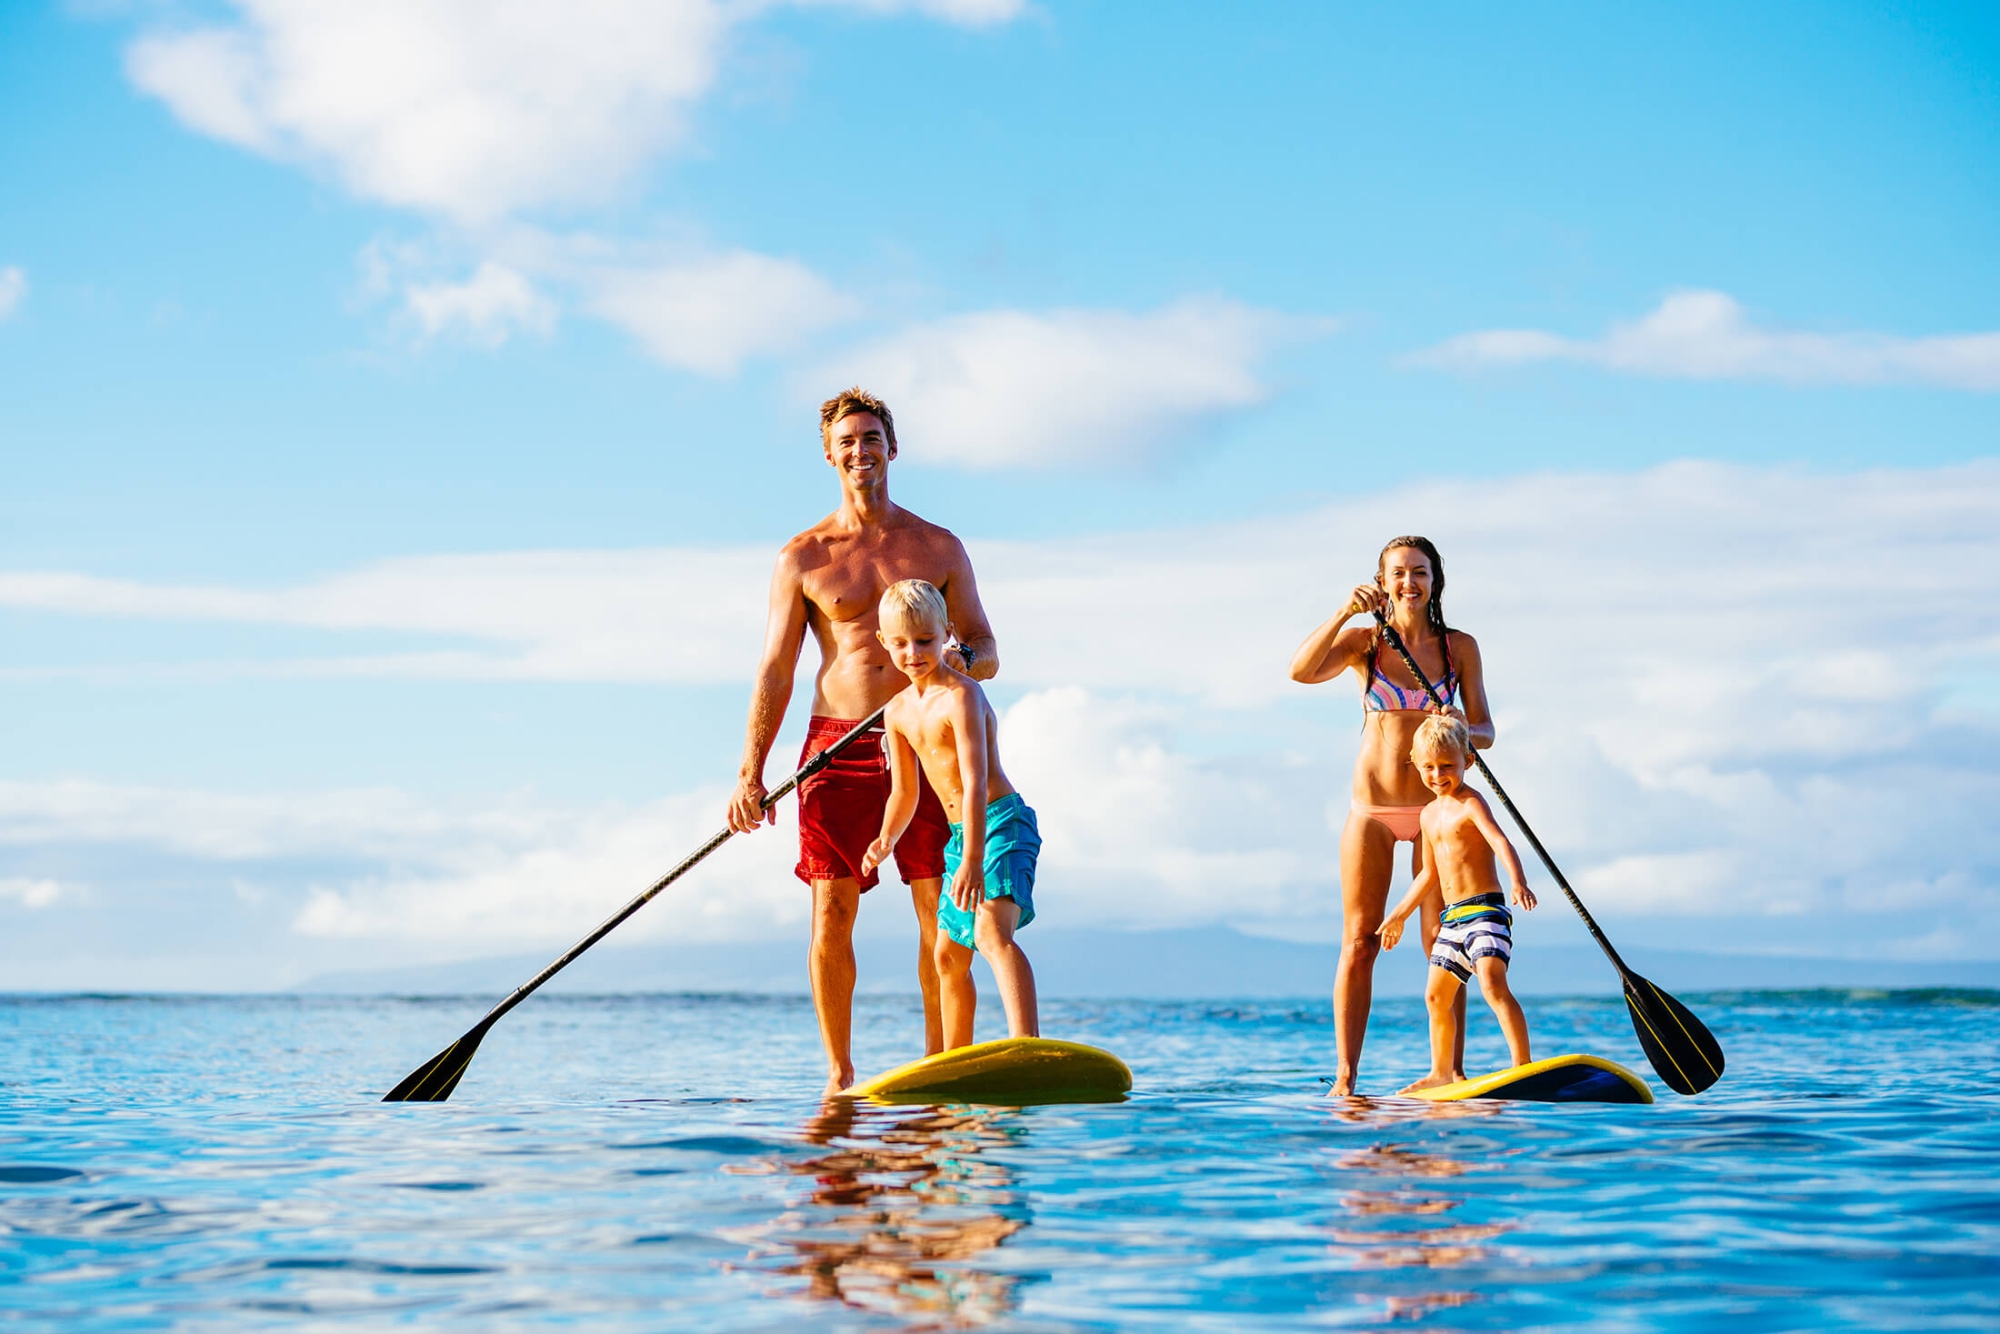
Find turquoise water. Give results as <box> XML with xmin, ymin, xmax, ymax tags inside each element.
<box><xmin>2</xmin><ymin>991</ymin><xmax>1995</xmax><ymax>1330</ymax></box>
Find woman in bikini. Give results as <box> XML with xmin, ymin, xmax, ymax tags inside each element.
<box><xmin>1288</xmin><ymin>536</ymin><xmax>1494</xmax><ymax>1096</ymax></box>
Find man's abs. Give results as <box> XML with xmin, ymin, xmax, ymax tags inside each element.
<box><xmin>809</xmin><ymin>617</ymin><xmax>910</xmax><ymax>719</ymax></box>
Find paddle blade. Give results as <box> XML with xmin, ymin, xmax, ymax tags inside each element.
<box><xmin>1622</xmin><ymin>973</ymin><xmax>1725</xmax><ymax>1095</ymax></box>
<box><xmin>382</xmin><ymin>1027</ymin><xmax>487</xmax><ymax>1103</ymax></box>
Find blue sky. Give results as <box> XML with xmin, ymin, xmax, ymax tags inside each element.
<box><xmin>3</xmin><ymin>0</ymin><xmax>1998</xmax><ymax>988</ymax></box>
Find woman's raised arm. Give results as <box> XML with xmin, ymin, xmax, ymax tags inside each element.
<box><xmin>1289</xmin><ymin>583</ymin><xmax>1385</xmax><ymax>684</ymax></box>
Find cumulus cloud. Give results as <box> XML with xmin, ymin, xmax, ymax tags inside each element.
<box><xmin>5</xmin><ymin>462</ymin><xmax>1999</xmax><ymax>971</ymax></box>
<box><xmin>588</xmin><ymin>250</ymin><xmax>860</xmax><ymax>375</ymax></box>
<box><xmin>1001</xmin><ymin>688</ymin><xmax>1327</xmax><ymax>930</ymax></box>
<box><xmin>816</xmin><ymin>298</ymin><xmax>1333</xmax><ymax>468</ymax></box>
<box><xmin>124</xmin><ymin>0</ymin><xmax>1022</xmax><ymax>225</ymax></box>
<box><xmin>0</xmin><ymin>267</ymin><xmax>25</xmax><ymax>320</ymax></box>
<box><xmin>1413</xmin><ymin>290</ymin><xmax>2000</xmax><ymax>391</ymax></box>
<box><xmin>404</xmin><ymin>261</ymin><xmax>556</xmax><ymax>345</ymax></box>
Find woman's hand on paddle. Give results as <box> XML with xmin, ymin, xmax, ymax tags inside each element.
<box><xmin>951</xmin><ymin>861</ymin><xmax>985</xmax><ymax>912</ymax></box>
<box><xmin>1344</xmin><ymin>583</ymin><xmax>1387</xmax><ymax>620</ymax></box>
<box><xmin>859</xmin><ymin>834</ymin><xmax>894</xmax><ymax>877</ymax></box>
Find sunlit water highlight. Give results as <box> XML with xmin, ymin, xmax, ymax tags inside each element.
<box><xmin>2</xmin><ymin>991</ymin><xmax>1995</xmax><ymax>1329</ymax></box>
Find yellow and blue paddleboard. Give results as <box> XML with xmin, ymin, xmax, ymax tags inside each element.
<box><xmin>1405</xmin><ymin>1053</ymin><xmax>1653</xmax><ymax>1104</ymax></box>
<box><xmin>848</xmin><ymin>1037</ymin><xmax>1132</xmax><ymax>1105</ymax></box>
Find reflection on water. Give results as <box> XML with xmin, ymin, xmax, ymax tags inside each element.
<box><xmin>733</xmin><ymin>1100</ymin><xmax>1029</xmax><ymax>1325</ymax></box>
<box><xmin>1323</xmin><ymin>1100</ymin><xmax>1513</xmax><ymax>1316</ymax></box>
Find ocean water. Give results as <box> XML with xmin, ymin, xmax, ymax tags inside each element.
<box><xmin>1</xmin><ymin>990</ymin><xmax>1995</xmax><ymax>1331</ymax></box>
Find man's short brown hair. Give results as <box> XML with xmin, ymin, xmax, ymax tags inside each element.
<box><xmin>820</xmin><ymin>387</ymin><xmax>896</xmax><ymax>449</ymax></box>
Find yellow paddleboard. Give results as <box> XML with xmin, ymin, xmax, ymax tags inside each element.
<box><xmin>848</xmin><ymin>1037</ymin><xmax>1132</xmax><ymax>1105</ymax></box>
<box><xmin>1406</xmin><ymin>1053</ymin><xmax>1653</xmax><ymax>1105</ymax></box>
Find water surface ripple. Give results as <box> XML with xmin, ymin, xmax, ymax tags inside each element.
<box><xmin>2</xmin><ymin>992</ymin><xmax>1995</xmax><ymax>1329</ymax></box>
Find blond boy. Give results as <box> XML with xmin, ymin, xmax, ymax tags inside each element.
<box><xmin>1378</xmin><ymin>714</ymin><xmax>1537</xmax><ymax>1093</ymax></box>
<box><xmin>861</xmin><ymin>580</ymin><xmax>1041</xmax><ymax>1049</ymax></box>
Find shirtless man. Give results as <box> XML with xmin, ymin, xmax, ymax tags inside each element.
<box><xmin>727</xmin><ymin>387</ymin><xmax>999</xmax><ymax>1095</ymax></box>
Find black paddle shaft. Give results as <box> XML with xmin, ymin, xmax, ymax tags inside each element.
<box><xmin>383</xmin><ymin>705</ymin><xmax>888</xmax><ymax>1101</ymax></box>
<box><xmin>1373</xmin><ymin>617</ymin><xmax>1627</xmax><ymax>969</ymax></box>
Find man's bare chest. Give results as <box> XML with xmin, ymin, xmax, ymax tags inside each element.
<box><xmin>803</xmin><ymin>549</ymin><xmax>946</xmax><ymax>623</ymax></box>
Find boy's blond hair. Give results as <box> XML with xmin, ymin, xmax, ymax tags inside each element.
<box><xmin>1411</xmin><ymin>712</ymin><xmax>1470</xmax><ymax>759</ymax></box>
<box><xmin>879</xmin><ymin>578</ymin><xmax>948</xmax><ymax>634</ymax></box>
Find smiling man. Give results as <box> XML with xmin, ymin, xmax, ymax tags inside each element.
<box><xmin>728</xmin><ymin>387</ymin><xmax>1000</xmax><ymax>1095</ymax></box>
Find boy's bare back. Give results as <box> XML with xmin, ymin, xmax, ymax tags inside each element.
<box><xmin>885</xmin><ymin>666</ymin><xmax>1016</xmax><ymax>822</ymax></box>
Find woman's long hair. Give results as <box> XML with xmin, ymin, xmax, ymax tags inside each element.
<box><xmin>1364</xmin><ymin>535</ymin><xmax>1450</xmax><ymax>700</ymax></box>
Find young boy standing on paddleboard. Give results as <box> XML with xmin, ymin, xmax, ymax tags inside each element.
<box><xmin>1378</xmin><ymin>714</ymin><xmax>1537</xmax><ymax>1093</ymax></box>
<box><xmin>861</xmin><ymin>580</ymin><xmax>1041</xmax><ymax>1050</ymax></box>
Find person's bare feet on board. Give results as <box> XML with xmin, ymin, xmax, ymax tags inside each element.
<box><xmin>1398</xmin><ymin>1071</ymin><xmax>1460</xmax><ymax>1094</ymax></box>
<box><xmin>823</xmin><ymin>1065</ymin><xmax>855</xmax><ymax>1098</ymax></box>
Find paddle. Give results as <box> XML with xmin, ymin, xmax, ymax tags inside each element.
<box><xmin>382</xmin><ymin>706</ymin><xmax>890</xmax><ymax>1102</ymax></box>
<box><xmin>1375</xmin><ymin>616</ymin><xmax>1725</xmax><ymax>1095</ymax></box>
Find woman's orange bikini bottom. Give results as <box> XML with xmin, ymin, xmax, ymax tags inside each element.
<box><xmin>1353</xmin><ymin>803</ymin><xmax>1425</xmax><ymax>843</ymax></box>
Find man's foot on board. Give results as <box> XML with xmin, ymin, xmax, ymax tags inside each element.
<box><xmin>822</xmin><ymin>1067</ymin><xmax>855</xmax><ymax>1097</ymax></box>
<box><xmin>1398</xmin><ymin>1072</ymin><xmax>1460</xmax><ymax>1094</ymax></box>
<box><xmin>1324</xmin><ymin>1074</ymin><xmax>1358</xmax><ymax>1098</ymax></box>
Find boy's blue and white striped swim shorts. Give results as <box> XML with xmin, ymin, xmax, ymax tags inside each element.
<box><xmin>1429</xmin><ymin>892</ymin><xmax>1513</xmax><ymax>982</ymax></box>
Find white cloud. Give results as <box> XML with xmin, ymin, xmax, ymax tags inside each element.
<box><xmin>1413</xmin><ymin>290</ymin><xmax>2000</xmax><ymax>390</ymax></box>
<box><xmin>124</xmin><ymin>0</ymin><xmax>1023</xmax><ymax>225</ymax></box>
<box><xmin>0</xmin><ymin>878</ymin><xmax>63</xmax><ymax>909</ymax></box>
<box><xmin>0</xmin><ymin>778</ymin><xmax>562</xmax><ymax>863</ymax></box>
<box><xmin>0</xmin><ymin>267</ymin><xmax>25</xmax><ymax>320</ymax></box>
<box><xmin>0</xmin><ymin>547</ymin><xmax>771</xmax><ymax>684</ymax></box>
<box><xmin>359</xmin><ymin>230</ymin><xmax>857</xmax><ymax>372</ymax></box>
<box><xmin>0</xmin><ymin>777</ymin><xmax>802</xmax><ymax>958</ymax></box>
<box><xmin>816</xmin><ymin>298</ymin><xmax>1332</xmax><ymax>468</ymax></box>
<box><xmin>405</xmin><ymin>261</ymin><xmax>555</xmax><ymax>345</ymax></box>
<box><xmin>1001</xmin><ymin>688</ymin><xmax>1325</xmax><ymax>930</ymax></box>
<box><xmin>125</xmin><ymin>1</ymin><xmax>730</xmax><ymax>223</ymax></box>
<box><xmin>589</xmin><ymin>250</ymin><xmax>860</xmax><ymax>374</ymax></box>
<box><xmin>287</xmin><ymin>783</ymin><xmax>803</xmax><ymax>946</ymax></box>
<box><xmin>5</xmin><ymin>461</ymin><xmax>1999</xmax><ymax>971</ymax></box>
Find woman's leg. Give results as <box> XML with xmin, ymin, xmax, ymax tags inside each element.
<box><xmin>932</xmin><ymin>931</ymin><xmax>978</xmax><ymax>1051</ymax></box>
<box><xmin>1330</xmin><ymin>811</ymin><xmax>1398</xmax><ymax>1096</ymax></box>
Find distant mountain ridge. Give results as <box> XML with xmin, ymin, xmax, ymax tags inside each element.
<box><xmin>291</xmin><ymin>927</ymin><xmax>1998</xmax><ymax>998</ymax></box>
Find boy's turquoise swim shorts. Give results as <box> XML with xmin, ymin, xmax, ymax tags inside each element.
<box><xmin>937</xmin><ymin>792</ymin><xmax>1040</xmax><ymax>952</ymax></box>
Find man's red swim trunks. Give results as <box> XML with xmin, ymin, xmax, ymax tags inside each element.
<box><xmin>794</xmin><ymin>715</ymin><xmax>950</xmax><ymax>891</ymax></box>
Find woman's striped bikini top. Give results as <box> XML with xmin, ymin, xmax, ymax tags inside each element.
<box><xmin>1361</xmin><ymin>633</ymin><xmax>1457</xmax><ymax>713</ymax></box>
